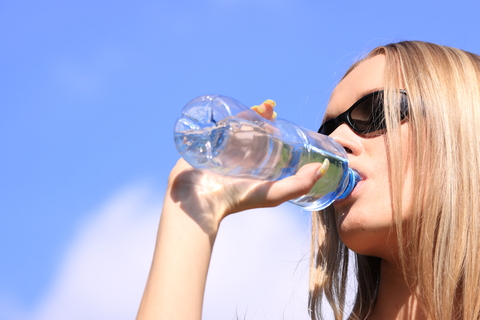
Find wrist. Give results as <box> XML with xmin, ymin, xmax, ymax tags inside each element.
<box><xmin>165</xmin><ymin>185</ymin><xmax>225</xmax><ymax>237</ymax></box>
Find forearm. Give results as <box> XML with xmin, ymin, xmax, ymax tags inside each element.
<box><xmin>136</xmin><ymin>157</ymin><xmax>323</xmax><ymax>319</ymax></box>
<box><xmin>136</xmin><ymin>191</ymin><xmax>219</xmax><ymax>320</ymax></box>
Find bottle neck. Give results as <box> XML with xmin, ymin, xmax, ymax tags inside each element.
<box><xmin>337</xmin><ymin>168</ymin><xmax>361</xmax><ymax>200</ymax></box>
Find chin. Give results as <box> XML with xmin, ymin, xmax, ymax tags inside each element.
<box><xmin>336</xmin><ymin>216</ymin><xmax>391</xmax><ymax>256</ymax></box>
<box><xmin>338</xmin><ymin>224</ymin><xmax>398</xmax><ymax>259</ymax></box>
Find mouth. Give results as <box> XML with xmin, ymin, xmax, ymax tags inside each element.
<box><xmin>351</xmin><ymin>170</ymin><xmax>366</xmax><ymax>192</ymax></box>
<box><xmin>351</xmin><ymin>178</ymin><xmax>364</xmax><ymax>193</ymax></box>
<box><xmin>335</xmin><ymin>174</ymin><xmax>365</xmax><ymax>206</ymax></box>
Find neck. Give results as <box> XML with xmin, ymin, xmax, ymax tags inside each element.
<box><xmin>367</xmin><ymin>259</ymin><xmax>428</xmax><ymax>320</ymax></box>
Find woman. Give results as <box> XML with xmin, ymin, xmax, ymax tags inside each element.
<box><xmin>136</xmin><ymin>41</ymin><xmax>480</xmax><ymax>320</ymax></box>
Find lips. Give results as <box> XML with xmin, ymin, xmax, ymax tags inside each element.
<box><xmin>351</xmin><ymin>179</ymin><xmax>364</xmax><ymax>193</ymax></box>
<box><xmin>336</xmin><ymin>170</ymin><xmax>365</xmax><ymax>204</ymax></box>
<box><xmin>349</xmin><ymin>166</ymin><xmax>366</xmax><ymax>183</ymax></box>
<box><xmin>352</xmin><ymin>169</ymin><xmax>366</xmax><ymax>189</ymax></box>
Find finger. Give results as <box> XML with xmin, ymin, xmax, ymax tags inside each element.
<box><xmin>315</xmin><ymin>158</ymin><xmax>330</xmax><ymax>180</ymax></box>
<box><xmin>262</xmin><ymin>99</ymin><xmax>277</xmax><ymax>119</ymax></box>
<box><xmin>244</xmin><ymin>160</ymin><xmax>328</xmax><ymax>209</ymax></box>
<box><xmin>251</xmin><ymin>99</ymin><xmax>277</xmax><ymax>120</ymax></box>
<box><xmin>272</xmin><ymin>160</ymin><xmax>329</xmax><ymax>200</ymax></box>
<box><xmin>168</xmin><ymin>158</ymin><xmax>195</xmax><ymax>183</ymax></box>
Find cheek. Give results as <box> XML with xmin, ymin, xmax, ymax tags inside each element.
<box><xmin>334</xmin><ymin>128</ymin><xmax>414</xmax><ymax>257</ymax></box>
<box><xmin>336</xmin><ymin>186</ymin><xmax>394</xmax><ymax>238</ymax></box>
<box><xmin>334</xmin><ymin>150</ymin><xmax>396</xmax><ymax>256</ymax></box>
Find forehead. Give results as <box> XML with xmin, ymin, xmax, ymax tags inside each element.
<box><xmin>326</xmin><ymin>55</ymin><xmax>386</xmax><ymax>118</ymax></box>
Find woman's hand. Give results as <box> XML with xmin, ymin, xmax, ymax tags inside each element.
<box><xmin>167</xmin><ymin>98</ymin><xmax>327</xmax><ymax>230</ymax></box>
<box><xmin>136</xmin><ymin>98</ymin><xmax>328</xmax><ymax>320</ymax></box>
<box><xmin>251</xmin><ymin>99</ymin><xmax>277</xmax><ymax>120</ymax></box>
<box><xmin>167</xmin><ymin>157</ymin><xmax>327</xmax><ymax>232</ymax></box>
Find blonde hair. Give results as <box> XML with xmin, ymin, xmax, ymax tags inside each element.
<box><xmin>308</xmin><ymin>41</ymin><xmax>480</xmax><ymax>320</ymax></box>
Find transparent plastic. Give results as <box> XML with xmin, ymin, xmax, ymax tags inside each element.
<box><xmin>174</xmin><ymin>95</ymin><xmax>360</xmax><ymax>211</ymax></box>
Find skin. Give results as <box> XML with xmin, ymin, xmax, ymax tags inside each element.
<box><xmin>137</xmin><ymin>55</ymin><xmax>427</xmax><ymax>320</ymax></box>
<box><xmin>326</xmin><ymin>55</ymin><xmax>415</xmax><ymax>260</ymax></box>
<box><xmin>136</xmin><ymin>101</ymin><xmax>325</xmax><ymax>320</ymax></box>
<box><xmin>325</xmin><ymin>55</ymin><xmax>425</xmax><ymax>320</ymax></box>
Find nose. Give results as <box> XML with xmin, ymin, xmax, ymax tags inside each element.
<box><xmin>328</xmin><ymin>124</ymin><xmax>364</xmax><ymax>156</ymax></box>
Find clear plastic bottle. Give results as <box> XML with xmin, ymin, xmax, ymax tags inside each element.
<box><xmin>174</xmin><ymin>95</ymin><xmax>360</xmax><ymax>211</ymax></box>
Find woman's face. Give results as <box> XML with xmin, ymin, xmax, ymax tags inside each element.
<box><xmin>325</xmin><ymin>55</ymin><xmax>413</xmax><ymax>259</ymax></box>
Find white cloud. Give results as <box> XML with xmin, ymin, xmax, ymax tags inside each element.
<box><xmin>16</xmin><ymin>183</ymin><xmax>323</xmax><ymax>320</ymax></box>
<box><xmin>28</xmin><ymin>183</ymin><xmax>162</xmax><ymax>320</ymax></box>
<box><xmin>203</xmin><ymin>206</ymin><xmax>312</xmax><ymax>319</ymax></box>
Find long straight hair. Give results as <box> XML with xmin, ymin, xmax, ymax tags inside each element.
<box><xmin>308</xmin><ymin>41</ymin><xmax>480</xmax><ymax>320</ymax></box>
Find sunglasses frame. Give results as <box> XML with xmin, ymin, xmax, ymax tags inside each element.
<box><xmin>318</xmin><ymin>90</ymin><xmax>408</xmax><ymax>136</ymax></box>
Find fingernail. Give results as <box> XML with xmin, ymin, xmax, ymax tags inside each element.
<box><xmin>263</xmin><ymin>99</ymin><xmax>276</xmax><ymax>108</ymax></box>
<box><xmin>255</xmin><ymin>104</ymin><xmax>264</xmax><ymax>113</ymax></box>
<box><xmin>315</xmin><ymin>159</ymin><xmax>330</xmax><ymax>180</ymax></box>
<box><xmin>271</xmin><ymin>111</ymin><xmax>277</xmax><ymax>119</ymax></box>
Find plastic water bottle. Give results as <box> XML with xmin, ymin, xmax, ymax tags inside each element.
<box><xmin>174</xmin><ymin>95</ymin><xmax>360</xmax><ymax>211</ymax></box>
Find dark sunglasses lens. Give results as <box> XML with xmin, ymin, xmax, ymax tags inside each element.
<box><xmin>349</xmin><ymin>93</ymin><xmax>385</xmax><ymax>133</ymax></box>
<box><xmin>318</xmin><ymin>119</ymin><xmax>338</xmax><ymax>135</ymax></box>
<box><xmin>318</xmin><ymin>91</ymin><xmax>407</xmax><ymax>136</ymax></box>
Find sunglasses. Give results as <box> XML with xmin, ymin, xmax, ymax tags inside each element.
<box><xmin>318</xmin><ymin>90</ymin><xmax>408</xmax><ymax>136</ymax></box>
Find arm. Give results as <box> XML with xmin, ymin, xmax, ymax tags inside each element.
<box><xmin>136</xmin><ymin>161</ymin><xmax>219</xmax><ymax>319</ymax></box>
<box><xmin>137</xmin><ymin>102</ymin><xmax>326</xmax><ymax>320</ymax></box>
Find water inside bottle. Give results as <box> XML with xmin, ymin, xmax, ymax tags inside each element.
<box><xmin>175</xmin><ymin>118</ymin><xmax>350</xmax><ymax>209</ymax></box>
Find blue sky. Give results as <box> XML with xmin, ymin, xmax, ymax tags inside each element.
<box><xmin>1</xmin><ymin>0</ymin><xmax>480</xmax><ymax>319</ymax></box>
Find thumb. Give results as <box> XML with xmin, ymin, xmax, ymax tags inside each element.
<box><xmin>262</xmin><ymin>159</ymin><xmax>330</xmax><ymax>207</ymax></box>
